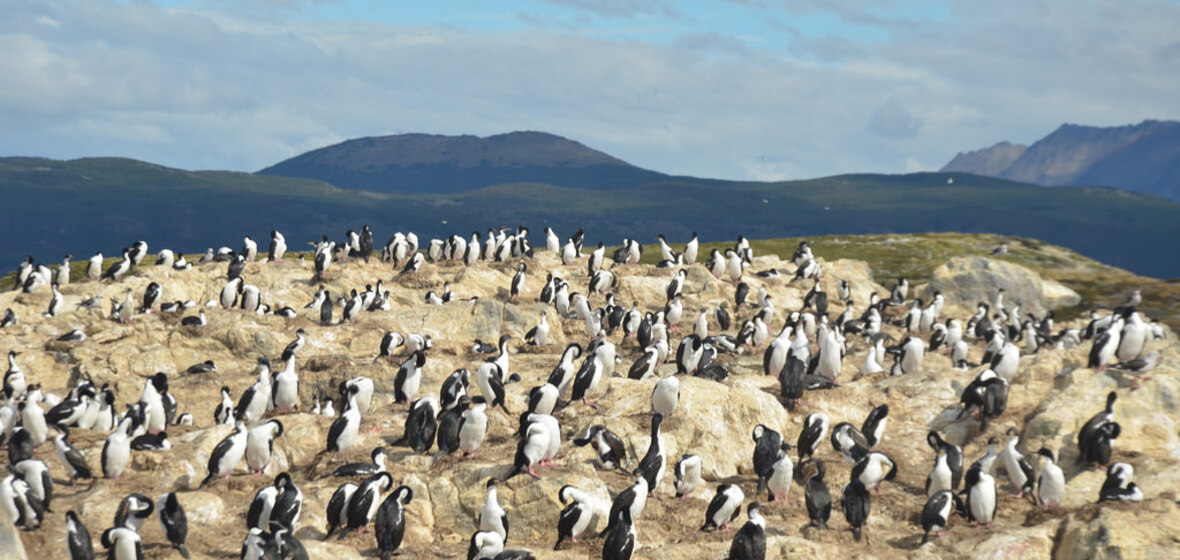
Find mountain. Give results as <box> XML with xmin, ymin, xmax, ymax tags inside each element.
<box><xmin>941</xmin><ymin>141</ymin><xmax>1027</xmax><ymax>176</ymax></box>
<box><xmin>257</xmin><ymin>131</ymin><xmax>670</xmax><ymax>193</ymax></box>
<box><xmin>941</xmin><ymin>120</ymin><xmax>1180</xmax><ymax>201</ymax></box>
<box><xmin>4</xmin><ymin>155</ymin><xmax>1180</xmax><ymax>278</ymax></box>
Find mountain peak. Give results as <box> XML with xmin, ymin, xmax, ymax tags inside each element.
<box><xmin>257</xmin><ymin>131</ymin><xmax>663</xmax><ymax>194</ymax></box>
<box><xmin>941</xmin><ymin>141</ymin><xmax>1028</xmax><ymax>177</ymax></box>
<box><xmin>941</xmin><ymin>120</ymin><xmax>1180</xmax><ymax>201</ymax></box>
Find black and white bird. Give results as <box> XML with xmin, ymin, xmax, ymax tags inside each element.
<box><xmin>509</xmin><ymin>420</ymin><xmax>552</xmax><ymax>480</ymax></box>
<box><xmin>179</xmin><ymin>309</ymin><xmax>206</xmax><ymax>327</ymax></box>
<box><xmin>555</xmin><ymin>485</ymin><xmax>596</xmax><ymax>550</ymax></box>
<box><xmin>234</xmin><ymin>358</ymin><xmax>273</xmax><ymax>425</ymax></box>
<box><xmin>861</xmin><ymin>404</ymin><xmax>889</xmax><ymax>448</ymax></box>
<box><xmin>102</xmin><ymin>248</ymin><xmax>132</xmax><ymax>281</ymax></box>
<box><xmin>526</xmin><ymin>382</ymin><xmax>559</xmax><ymax>416</ymax></box>
<box><xmin>53</xmin><ymin>425</ymin><xmax>93</xmax><ymax>485</ymax></box>
<box><xmin>627</xmin><ymin>346</ymin><xmax>659</xmax><ymax>381</ymax></box>
<box><xmin>339</xmin><ymin>472</ymin><xmax>394</xmax><ymax>539</ymax></box>
<box><xmin>926</xmin><ymin>431</ymin><xmax>963</xmax><ymax>493</ymax></box>
<box><xmin>602</xmin><ymin>506</ymin><xmax>637</xmax><ymax>560</ymax></box>
<box><xmin>114</xmin><ymin>493</ymin><xmax>154</xmax><ymax>532</ymax></box>
<box><xmin>394</xmin><ymin>351</ymin><xmax>427</xmax><ymax>405</ymax></box>
<box><xmin>4</xmin><ymin>351</ymin><xmax>27</xmax><ymax>399</ymax></box>
<box><xmin>101</xmin><ymin>417</ymin><xmax>135</xmax><ymax>480</ymax></box>
<box><xmin>1035</xmin><ymin>448</ymin><xmax>1065</xmax><ymax>507</ymax></box>
<box><xmin>334</xmin><ymin>447</ymin><xmax>389</xmax><ymax>478</ymax></box>
<box><xmin>851</xmin><ymin>451</ymin><xmax>898</xmax><ymax>493</ymax></box>
<box><xmin>701</xmin><ymin>483</ymin><xmax>744</xmax><ymax>531</ymax></box>
<box><xmin>997</xmin><ymin>427</ymin><xmax>1035</xmax><ymax>498</ymax></box>
<box><xmin>1098</xmin><ymin>462</ymin><xmax>1143</xmax><ymax>502</ymax></box>
<box><xmin>1078</xmin><ymin>391</ymin><xmax>1119</xmax><ymax>467</ymax></box>
<box><xmin>468</xmin><ymin>529</ymin><xmax>535</xmax><ymax>560</ymax></box>
<box><xmin>752</xmin><ymin>424</ymin><xmax>789</xmax><ymax>496</ymax></box>
<box><xmin>271</xmin><ymin>357</ymin><xmax>300</xmax><ymax>413</ymax></box>
<box><xmin>66</xmin><ymin>510</ymin><xmax>94</xmax><ymax>560</ymax></box>
<box><xmin>326</xmin><ymin>384</ymin><xmax>362</xmax><ymax>454</ymax></box>
<box><xmin>400</xmin><ymin>398</ymin><xmax>439</xmax><ymax>454</ymax></box>
<box><xmin>100</xmin><ymin>526</ymin><xmax>143</xmax><ymax>560</ymax></box>
<box><xmin>674</xmin><ymin>454</ymin><xmax>703</xmax><ymax>499</ymax></box>
<box><xmin>478</xmin><ymin>478</ymin><xmax>509</xmax><ymax>540</ymax></box>
<box><xmin>635</xmin><ymin>414</ymin><xmax>666</xmax><ymax>495</ymax></box>
<box><xmin>270</xmin><ymin>472</ymin><xmax>303</xmax><ymax>531</ymax></box>
<box><xmin>324</xmin><ymin>482</ymin><xmax>357</xmax><ymax>538</ymax></box>
<box><xmin>842</xmin><ymin>479</ymin><xmax>871</xmax><ymax>542</ymax></box>
<box><xmin>201</xmin><ymin>421</ymin><xmax>248</xmax><ymax>487</ymax></box>
<box><xmin>727</xmin><ymin>502</ymin><xmax>766</xmax><ymax>560</ymax></box>
<box><xmin>603</xmin><ymin>471</ymin><xmax>648</xmax><ymax>537</ymax></box>
<box><xmin>650</xmin><ymin>375</ymin><xmax>680</xmax><ymax>417</ymax></box>
<box><xmin>268</xmin><ymin>230</ymin><xmax>287</xmax><ymax>262</ymax></box>
<box><xmin>920</xmin><ymin>490</ymin><xmax>962</xmax><ymax>545</ymax></box>
<box><xmin>958</xmin><ymin>369</ymin><xmax>1009</xmax><ymax>432</ymax></box>
<box><xmin>964</xmin><ymin>463</ymin><xmax>997</xmax><ymax>525</ymax></box>
<box><xmin>11</xmin><ymin>458</ymin><xmax>52</xmax><ymax>514</ymax></box>
<box><xmin>457</xmin><ymin>395</ymin><xmax>491</xmax><ymax>457</ymax></box>
<box><xmin>797</xmin><ymin>413</ymin><xmax>830</xmax><ymax>463</ymax></box>
<box><xmin>379</xmin><ymin>331</ymin><xmax>406</xmax><ymax>361</ymax></box>
<box><xmin>766</xmin><ymin>452</ymin><xmax>794</xmax><ymax>503</ymax></box>
<box><xmin>804</xmin><ymin>459</ymin><xmax>832</xmax><ymax>530</ymax></box>
<box><xmin>158</xmin><ymin>492</ymin><xmax>190</xmax><ymax>559</ymax></box>
<box><xmin>375</xmin><ymin>486</ymin><xmax>414</xmax><ymax>560</ymax></box>
<box><xmin>675</xmin><ymin>334</ymin><xmax>704</xmax><ymax>375</ymax></box>
<box><xmin>572</xmin><ymin>425</ymin><xmax>626</xmax><ymax>471</ymax></box>
<box><xmin>525</xmin><ymin>312</ymin><xmax>550</xmax><ymax>347</ymax></box>
<box><xmin>245</xmin><ymin>419</ymin><xmax>284</xmax><ymax>475</ymax></box>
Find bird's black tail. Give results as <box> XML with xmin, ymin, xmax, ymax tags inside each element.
<box><xmin>920</xmin><ymin>531</ymin><xmax>930</xmax><ymax>545</ymax></box>
<box><xmin>178</xmin><ymin>544</ymin><xmax>191</xmax><ymax>559</ymax></box>
<box><xmin>852</xmin><ymin>527</ymin><xmax>862</xmax><ymax>542</ymax></box>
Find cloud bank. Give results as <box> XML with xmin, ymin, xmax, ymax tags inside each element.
<box><xmin>1</xmin><ymin>0</ymin><xmax>1177</xmax><ymax>181</ymax></box>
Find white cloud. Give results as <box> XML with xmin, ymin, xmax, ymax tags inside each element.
<box><xmin>0</xmin><ymin>0</ymin><xmax>1178</xmax><ymax>181</ymax></box>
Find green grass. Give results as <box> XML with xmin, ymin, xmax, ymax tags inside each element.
<box><xmin>644</xmin><ymin>233</ymin><xmax>1179</xmax><ymax>327</ymax></box>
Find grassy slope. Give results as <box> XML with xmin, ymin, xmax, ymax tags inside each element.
<box><xmin>664</xmin><ymin>233</ymin><xmax>1179</xmax><ymax>327</ymax></box>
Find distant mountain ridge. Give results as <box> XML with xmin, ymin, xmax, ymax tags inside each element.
<box><xmin>4</xmin><ymin>155</ymin><xmax>1180</xmax><ymax>278</ymax></box>
<box><xmin>941</xmin><ymin>120</ymin><xmax>1180</xmax><ymax>201</ymax></box>
<box><xmin>258</xmin><ymin>131</ymin><xmax>670</xmax><ymax>193</ymax></box>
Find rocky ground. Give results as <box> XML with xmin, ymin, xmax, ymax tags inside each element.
<box><xmin>0</xmin><ymin>242</ymin><xmax>1177</xmax><ymax>559</ymax></box>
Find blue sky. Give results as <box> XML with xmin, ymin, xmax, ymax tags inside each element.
<box><xmin>2</xmin><ymin>0</ymin><xmax>1178</xmax><ymax>180</ymax></box>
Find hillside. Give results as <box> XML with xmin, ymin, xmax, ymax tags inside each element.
<box><xmin>3</xmin><ymin>157</ymin><xmax>1180</xmax><ymax>278</ymax></box>
<box><xmin>0</xmin><ymin>235</ymin><xmax>1177</xmax><ymax>559</ymax></box>
<box><xmin>940</xmin><ymin>141</ymin><xmax>1028</xmax><ymax>176</ymax></box>
<box><xmin>257</xmin><ymin>131</ymin><xmax>670</xmax><ymax>193</ymax></box>
<box><xmin>941</xmin><ymin>120</ymin><xmax>1180</xmax><ymax>201</ymax></box>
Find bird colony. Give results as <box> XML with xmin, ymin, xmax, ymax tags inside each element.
<box><xmin>0</xmin><ymin>227</ymin><xmax>1177</xmax><ymax>560</ymax></box>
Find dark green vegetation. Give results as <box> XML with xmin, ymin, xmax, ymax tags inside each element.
<box><xmin>943</xmin><ymin>120</ymin><xmax>1180</xmax><ymax>201</ymax></box>
<box><xmin>257</xmin><ymin>131</ymin><xmax>671</xmax><ymax>194</ymax></box>
<box><xmin>3</xmin><ymin>156</ymin><xmax>1180</xmax><ymax>279</ymax></box>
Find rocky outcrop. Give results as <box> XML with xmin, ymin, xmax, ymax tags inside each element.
<box><xmin>0</xmin><ymin>244</ymin><xmax>1175</xmax><ymax>560</ymax></box>
<box><xmin>921</xmin><ymin>256</ymin><xmax>1081</xmax><ymax>316</ymax></box>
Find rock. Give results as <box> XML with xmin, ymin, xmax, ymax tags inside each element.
<box><xmin>922</xmin><ymin>257</ymin><xmax>1081</xmax><ymax>315</ymax></box>
<box><xmin>972</xmin><ymin>521</ymin><xmax>1060</xmax><ymax>560</ymax></box>
<box><xmin>1055</xmin><ymin>500</ymin><xmax>1180</xmax><ymax>560</ymax></box>
<box><xmin>0</xmin><ymin>241</ymin><xmax>1175</xmax><ymax>560</ymax></box>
